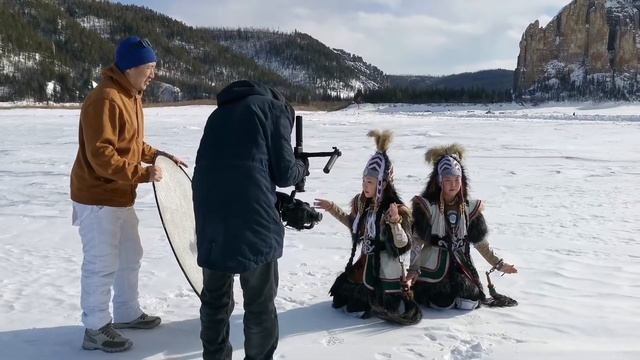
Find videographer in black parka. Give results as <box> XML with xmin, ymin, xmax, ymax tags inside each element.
<box><xmin>192</xmin><ymin>80</ymin><xmax>307</xmax><ymax>360</ymax></box>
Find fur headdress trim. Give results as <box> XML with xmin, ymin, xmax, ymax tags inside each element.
<box><xmin>425</xmin><ymin>144</ymin><xmax>465</xmax><ymax>183</ymax></box>
<box><xmin>425</xmin><ymin>143</ymin><xmax>465</xmax><ymax>164</ymax></box>
<box><xmin>368</xmin><ymin>130</ymin><xmax>393</xmax><ymax>152</ymax></box>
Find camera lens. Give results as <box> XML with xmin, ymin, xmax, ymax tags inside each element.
<box><xmin>309</xmin><ymin>209</ymin><xmax>322</xmax><ymax>223</ymax></box>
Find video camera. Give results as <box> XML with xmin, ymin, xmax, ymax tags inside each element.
<box><xmin>276</xmin><ymin>191</ymin><xmax>322</xmax><ymax>230</ymax></box>
<box><xmin>276</xmin><ymin>115</ymin><xmax>342</xmax><ymax>230</ymax></box>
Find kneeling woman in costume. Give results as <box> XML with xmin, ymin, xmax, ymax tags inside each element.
<box><xmin>314</xmin><ymin>130</ymin><xmax>420</xmax><ymax>324</ymax></box>
<box><xmin>406</xmin><ymin>144</ymin><xmax>517</xmax><ymax>310</ymax></box>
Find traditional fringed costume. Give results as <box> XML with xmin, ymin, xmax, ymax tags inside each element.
<box><xmin>410</xmin><ymin>144</ymin><xmax>514</xmax><ymax>310</ymax></box>
<box><xmin>327</xmin><ymin>130</ymin><xmax>421</xmax><ymax>324</ymax></box>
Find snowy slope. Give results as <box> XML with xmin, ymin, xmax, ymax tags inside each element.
<box><xmin>0</xmin><ymin>103</ymin><xmax>639</xmax><ymax>359</ymax></box>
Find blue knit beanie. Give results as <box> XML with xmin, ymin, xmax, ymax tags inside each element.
<box><xmin>115</xmin><ymin>36</ymin><xmax>157</xmax><ymax>72</ymax></box>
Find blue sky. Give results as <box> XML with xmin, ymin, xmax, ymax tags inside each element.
<box><xmin>115</xmin><ymin>0</ymin><xmax>570</xmax><ymax>75</ymax></box>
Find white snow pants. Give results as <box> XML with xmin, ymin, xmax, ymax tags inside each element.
<box><xmin>72</xmin><ymin>202</ymin><xmax>144</xmax><ymax>330</ymax></box>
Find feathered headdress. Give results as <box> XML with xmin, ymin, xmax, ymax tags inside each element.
<box><xmin>369</xmin><ymin>130</ymin><xmax>393</xmax><ymax>152</ymax></box>
<box><xmin>353</xmin><ymin>130</ymin><xmax>395</xmax><ymax>241</ymax></box>
<box><xmin>363</xmin><ymin>130</ymin><xmax>394</xmax><ymax>181</ymax></box>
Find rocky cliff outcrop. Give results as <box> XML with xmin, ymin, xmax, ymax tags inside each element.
<box><xmin>514</xmin><ymin>0</ymin><xmax>640</xmax><ymax>100</ymax></box>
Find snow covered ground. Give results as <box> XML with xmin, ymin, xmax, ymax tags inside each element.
<box><xmin>1</xmin><ymin>103</ymin><xmax>639</xmax><ymax>359</ymax></box>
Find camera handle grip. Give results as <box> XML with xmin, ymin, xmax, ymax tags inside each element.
<box><xmin>323</xmin><ymin>147</ymin><xmax>342</xmax><ymax>174</ymax></box>
<box><xmin>295</xmin><ymin>176</ymin><xmax>306</xmax><ymax>192</ymax></box>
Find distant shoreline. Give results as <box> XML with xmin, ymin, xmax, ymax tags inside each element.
<box><xmin>0</xmin><ymin>100</ymin><xmax>353</xmax><ymax>112</ymax></box>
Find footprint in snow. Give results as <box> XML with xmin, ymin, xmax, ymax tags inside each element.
<box><xmin>374</xmin><ymin>352</ymin><xmax>392</xmax><ymax>359</ymax></box>
<box><xmin>322</xmin><ymin>335</ymin><xmax>344</xmax><ymax>346</ymax></box>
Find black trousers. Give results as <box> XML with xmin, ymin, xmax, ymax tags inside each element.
<box><xmin>200</xmin><ymin>260</ymin><xmax>279</xmax><ymax>360</ymax></box>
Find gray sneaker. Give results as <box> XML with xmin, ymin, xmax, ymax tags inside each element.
<box><xmin>82</xmin><ymin>323</ymin><xmax>133</xmax><ymax>353</ymax></box>
<box><xmin>113</xmin><ymin>313</ymin><xmax>161</xmax><ymax>329</ymax></box>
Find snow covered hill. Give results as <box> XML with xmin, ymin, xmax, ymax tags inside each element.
<box><xmin>0</xmin><ymin>0</ymin><xmax>386</xmax><ymax>103</ymax></box>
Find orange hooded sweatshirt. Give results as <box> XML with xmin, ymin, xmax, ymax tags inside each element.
<box><xmin>70</xmin><ymin>65</ymin><xmax>157</xmax><ymax>207</ymax></box>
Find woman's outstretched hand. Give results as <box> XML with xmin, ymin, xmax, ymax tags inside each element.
<box><xmin>500</xmin><ymin>263</ymin><xmax>518</xmax><ymax>274</ymax></box>
<box><xmin>313</xmin><ymin>198</ymin><xmax>332</xmax><ymax>211</ymax></box>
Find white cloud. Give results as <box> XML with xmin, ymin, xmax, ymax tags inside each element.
<box><xmin>117</xmin><ymin>0</ymin><xmax>572</xmax><ymax>75</ymax></box>
<box><xmin>355</xmin><ymin>12</ymin><xmax>480</xmax><ymax>35</ymax></box>
<box><xmin>355</xmin><ymin>0</ymin><xmax>403</xmax><ymax>8</ymax></box>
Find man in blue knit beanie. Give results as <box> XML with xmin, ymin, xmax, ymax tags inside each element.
<box><xmin>115</xmin><ymin>36</ymin><xmax>157</xmax><ymax>73</ymax></box>
<box><xmin>115</xmin><ymin>36</ymin><xmax>157</xmax><ymax>91</ymax></box>
<box><xmin>72</xmin><ymin>35</ymin><xmax>185</xmax><ymax>353</ymax></box>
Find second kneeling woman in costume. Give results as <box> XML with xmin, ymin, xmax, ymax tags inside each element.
<box><xmin>407</xmin><ymin>144</ymin><xmax>517</xmax><ymax>310</ymax></box>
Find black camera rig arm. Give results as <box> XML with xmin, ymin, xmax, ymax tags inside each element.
<box><xmin>293</xmin><ymin>115</ymin><xmax>342</xmax><ymax>192</ymax></box>
<box><xmin>274</xmin><ymin>115</ymin><xmax>341</xmax><ymax>230</ymax></box>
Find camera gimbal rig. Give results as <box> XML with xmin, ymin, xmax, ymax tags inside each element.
<box><xmin>276</xmin><ymin>115</ymin><xmax>342</xmax><ymax>230</ymax></box>
<box><xmin>293</xmin><ymin>115</ymin><xmax>342</xmax><ymax>193</ymax></box>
